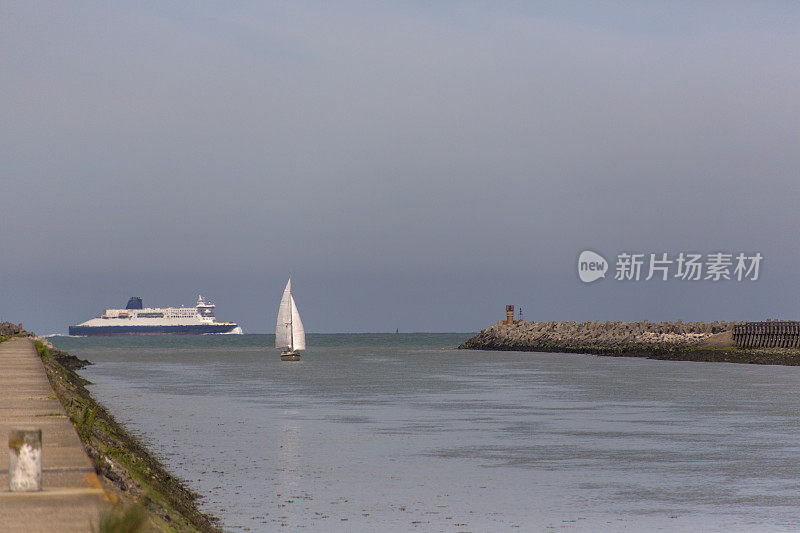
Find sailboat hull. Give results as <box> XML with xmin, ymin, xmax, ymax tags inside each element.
<box><xmin>280</xmin><ymin>352</ymin><xmax>301</xmax><ymax>361</ymax></box>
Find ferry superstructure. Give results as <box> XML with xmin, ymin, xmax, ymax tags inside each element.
<box><xmin>68</xmin><ymin>296</ymin><xmax>243</xmax><ymax>336</ymax></box>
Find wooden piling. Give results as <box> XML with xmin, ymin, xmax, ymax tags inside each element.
<box><xmin>733</xmin><ymin>321</ymin><xmax>800</xmax><ymax>349</ymax></box>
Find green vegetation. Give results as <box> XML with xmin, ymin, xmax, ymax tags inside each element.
<box><xmin>78</xmin><ymin>403</ymin><xmax>99</xmax><ymax>441</ymax></box>
<box><xmin>34</xmin><ymin>339</ymin><xmax>51</xmax><ymax>361</ymax></box>
<box><xmin>94</xmin><ymin>503</ymin><xmax>151</xmax><ymax>533</ymax></box>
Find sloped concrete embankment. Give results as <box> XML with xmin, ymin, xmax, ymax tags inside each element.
<box><xmin>0</xmin><ymin>337</ymin><xmax>110</xmax><ymax>532</ymax></box>
<box><xmin>0</xmin><ymin>325</ymin><xmax>222</xmax><ymax>532</ymax></box>
<box><xmin>34</xmin><ymin>335</ymin><xmax>222</xmax><ymax>532</ymax></box>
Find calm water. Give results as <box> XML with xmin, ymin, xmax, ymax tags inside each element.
<box><xmin>51</xmin><ymin>334</ymin><xmax>800</xmax><ymax>532</ymax></box>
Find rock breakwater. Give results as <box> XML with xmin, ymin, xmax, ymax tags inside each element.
<box><xmin>459</xmin><ymin>320</ymin><xmax>800</xmax><ymax>365</ymax></box>
<box><xmin>0</xmin><ymin>321</ymin><xmax>29</xmax><ymax>337</ymax></box>
<box><xmin>460</xmin><ymin>320</ymin><xmax>735</xmax><ymax>354</ymax></box>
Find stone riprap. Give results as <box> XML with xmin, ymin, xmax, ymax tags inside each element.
<box><xmin>0</xmin><ymin>322</ymin><xmax>28</xmax><ymax>337</ymax></box>
<box><xmin>459</xmin><ymin>320</ymin><xmax>737</xmax><ymax>354</ymax></box>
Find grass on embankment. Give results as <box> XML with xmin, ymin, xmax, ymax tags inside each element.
<box><xmin>0</xmin><ymin>326</ymin><xmax>221</xmax><ymax>533</ymax></box>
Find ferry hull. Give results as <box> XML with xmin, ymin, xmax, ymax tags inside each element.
<box><xmin>68</xmin><ymin>324</ymin><xmax>241</xmax><ymax>336</ymax></box>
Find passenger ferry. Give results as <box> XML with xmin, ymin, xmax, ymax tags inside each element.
<box><xmin>68</xmin><ymin>295</ymin><xmax>242</xmax><ymax>336</ymax></box>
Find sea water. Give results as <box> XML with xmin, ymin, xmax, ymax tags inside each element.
<box><xmin>51</xmin><ymin>334</ymin><xmax>800</xmax><ymax>532</ymax></box>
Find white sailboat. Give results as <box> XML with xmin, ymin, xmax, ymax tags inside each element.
<box><xmin>275</xmin><ymin>277</ymin><xmax>306</xmax><ymax>361</ymax></box>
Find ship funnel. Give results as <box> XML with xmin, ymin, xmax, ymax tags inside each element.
<box><xmin>126</xmin><ymin>297</ymin><xmax>143</xmax><ymax>310</ymax></box>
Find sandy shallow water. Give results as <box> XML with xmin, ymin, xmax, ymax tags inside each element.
<box><xmin>52</xmin><ymin>333</ymin><xmax>800</xmax><ymax>532</ymax></box>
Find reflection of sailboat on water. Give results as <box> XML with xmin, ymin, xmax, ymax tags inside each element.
<box><xmin>276</xmin><ymin>277</ymin><xmax>306</xmax><ymax>361</ymax></box>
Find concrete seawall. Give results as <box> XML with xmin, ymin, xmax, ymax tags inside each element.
<box><xmin>0</xmin><ymin>337</ymin><xmax>111</xmax><ymax>531</ymax></box>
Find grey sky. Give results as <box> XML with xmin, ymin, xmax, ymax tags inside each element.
<box><xmin>1</xmin><ymin>2</ymin><xmax>798</xmax><ymax>333</ymax></box>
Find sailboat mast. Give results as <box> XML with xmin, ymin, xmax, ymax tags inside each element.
<box><xmin>288</xmin><ymin>279</ymin><xmax>293</xmax><ymax>351</ymax></box>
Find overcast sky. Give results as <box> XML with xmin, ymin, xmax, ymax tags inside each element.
<box><xmin>1</xmin><ymin>2</ymin><xmax>798</xmax><ymax>334</ymax></box>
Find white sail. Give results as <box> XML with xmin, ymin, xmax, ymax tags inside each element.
<box><xmin>275</xmin><ymin>279</ymin><xmax>292</xmax><ymax>349</ymax></box>
<box><xmin>290</xmin><ymin>295</ymin><xmax>305</xmax><ymax>351</ymax></box>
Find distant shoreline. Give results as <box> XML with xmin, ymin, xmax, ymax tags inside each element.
<box><xmin>459</xmin><ymin>320</ymin><xmax>800</xmax><ymax>366</ymax></box>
